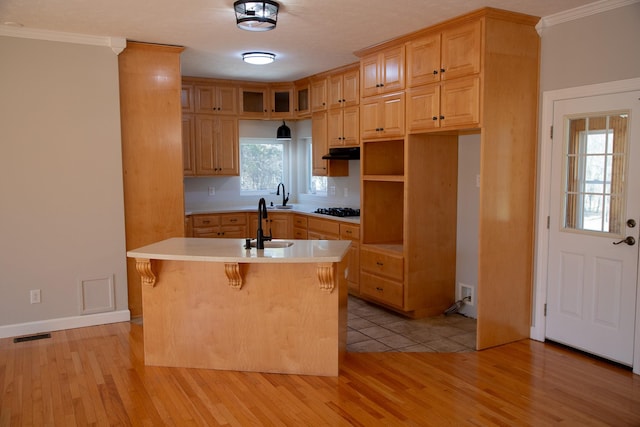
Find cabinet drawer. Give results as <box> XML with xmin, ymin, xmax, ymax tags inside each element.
<box><xmin>340</xmin><ymin>223</ymin><xmax>360</xmax><ymax>241</ymax></box>
<box><xmin>293</xmin><ymin>214</ymin><xmax>308</xmax><ymax>228</ymax></box>
<box><xmin>192</xmin><ymin>227</ymin><xmax>218</xmax><ymax>237</ymax></box>
<box><xmin>192</xmin><ymin>215</ymin><xmax>219</xmax><ymax>227</ymax></box>
<box><xmin>293</xmin><ymin>228</ymin><xmax>308</xmax><ymax>239</ymax></box>
<box><xmin>361</xmin><ymin>248</ymin><xmax>403</xmax><ymax>281</ymax></box>
<box><xmin>307</xmin><ymin>217</ymin><xmax>340</xmax><ymax>237</ymax></box>
<box><xmin>361</xmin><ymin>272</ymin><xmax>403</xmax><ymax>308</ymax></box>
<box><xmin>220</xmin><ymin>213</ymin><xmax>246</xmax><ymax>226</ymax></box>
<box><xmin>219</xmin><ymin>226</ymin><xmax>247</xmax><ymax>238</ymax></box>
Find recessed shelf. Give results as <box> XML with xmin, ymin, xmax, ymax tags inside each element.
<box><xmin>362</xmin><ymin>175</ymin><xmax>405</xmax><ymax>182</ymax></box>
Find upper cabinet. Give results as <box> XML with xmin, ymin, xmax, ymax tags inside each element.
<box><xmin>310</xmin><ymin>77</ymin><xmax>328</xmax><ymax>112</ymax></box>
<box><xmin>269</xmin><ymin>83</ymin><xmax>295</xmax><ymax>118</ymax></box>
<box><xmin>360</xmin><ymin>45</ymin><xmax>405</xmax><ymax>98</ymax></box>
<box><xmin>194</xmin><ymin>83</ymin><xmax>238</xmax><ymax>115</ymax></box>
<box><xmin>294</xmin><ymin>79</ymin><xmax>311</xmax><ymax>118</ymax></box>
<box><xmin>181</xmin><ymin>84</ymin><xmax>194</xmax><ymax>113</ymax></box>
<box><xmin>406</xmin><ymin>21</ymin><xmax>481</xmax><ymax>87</ymax></box>
<box><xmin>328</xmin><ymin>68</ymin><xmax>359</xmax><ymax>109</ymax></box>
<box><xmin>195</xmin><ymin>116</ymin><xmax>239</xmax><ymax>176</ymax></box>
<box><xmin>239</xmin><ymin>84</ymin><xmax>294</xmax><ymax>119</ymax></box>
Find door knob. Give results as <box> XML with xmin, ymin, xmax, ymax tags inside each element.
<box><xmin>613</xmin><ymin>236</ymin><xmax>636</xmax><ymax>246</ymax></box>
<box><xmin>627</xmin><ymin>219</ymin><xmax>636</xmax><ymax>228</ymax></box>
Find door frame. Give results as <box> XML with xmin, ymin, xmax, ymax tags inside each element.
<box><xmin>532</xmin><ymin>77</ymin><xmax>640</xmax><ymax>374</ymax></box>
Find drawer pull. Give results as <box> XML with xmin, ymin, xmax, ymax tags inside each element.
<box><xmin>376</xmin><ymin>261</ymin><xmax>384</xmax><ymax>266</ymax></box>
<box><xmin>202</xmin><ymin>220</ymin><xmax>210</xmax><ymax>224</ymax></box>
<box><xmin>375</xmin><ymin>287</ymin><xmax>384</xmax><ymax>292</ymax></box>
<box><xmin>230</xmin><ymin>219</ymin><xmax>237</xmax><ymax>223</ymax></box>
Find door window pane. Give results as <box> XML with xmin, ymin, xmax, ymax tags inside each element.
<box><xmin>562</xmin><ymin>113</ymin><xmax>629</xmax><ymax>234</ymax></box>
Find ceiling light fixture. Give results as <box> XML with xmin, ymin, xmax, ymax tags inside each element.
<box><xmin>242</xmin><ymin>52</ymin><xmax>275</xmax><ymax>65</ymax></box>
<box><xmin>234</xmin><ymin>0</ymin><xmax>279</xmax><ymax>32</ymax></box>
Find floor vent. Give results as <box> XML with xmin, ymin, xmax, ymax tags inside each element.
<box><xmin>13</xmin><ymin>333</ymin><xmax>51</xmax><ymax>343</ymax></box>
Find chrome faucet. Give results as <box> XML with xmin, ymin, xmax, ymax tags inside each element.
<box><xmin>276</xmin><ymin>182</ymin><xmax>289</xmax><ymax>206</ymax></box>
<box><xmin>256</xmin><ymin>197</ymin><xmax>272</xmax><ymax>249</ymax></box>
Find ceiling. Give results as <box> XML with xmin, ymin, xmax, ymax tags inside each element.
<box><xmin>0</xmin><ymin>0</ymin><xmax>597</xmax><ymax>82</ymax></box>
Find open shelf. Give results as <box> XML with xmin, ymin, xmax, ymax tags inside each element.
<box><xmin>362</xmin><ymin>139</ymin><xmax>404</xmax><ymax>176</ymax></box>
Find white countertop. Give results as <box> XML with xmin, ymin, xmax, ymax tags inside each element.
<box><xmin>127</xmin><ymin>237</ymin><xmax>351</xmax><ymax>264</ymax></box>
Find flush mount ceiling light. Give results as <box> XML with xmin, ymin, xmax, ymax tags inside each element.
<box><xmin>242</xmin><ymin>52</ymin><xmax>275</xmax><ymax>65</ymax></box>
<box><xmin>234</xmin><ymin>0</ymin><xmax>279</xmax><ymax>32</ymax></box>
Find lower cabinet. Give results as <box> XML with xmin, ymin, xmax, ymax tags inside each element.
<box><xmin>307</xmin><ymin>217</ymin><xmax>340</xmax><ymax>240</ymax></box>
<box><xmin>340</xmin><ymin>223</ymin><xmax>360</xmax><ymax>293</ymax></box>
<box><xmin>248</xmin><ymin>212</ymin><xmax>291</xmax><ymax>239</ymax></box>
<box><xmin>292</xmin><ymin>214</ymin><xmax>308</xmax><ymax>239</ymax></box>
<box><xmin>191</xmin><ymin>213</ymin><xmax>247</xmax><ymax>238</ymax></box>
<box><xmin>360</xmin><ymin>245</ymin><xmax>404</xmax><ymax>309</ymax></box>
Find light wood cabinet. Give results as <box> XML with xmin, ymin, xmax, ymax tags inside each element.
<box><xmin>406</xmin><ymin>21</ymin><xmax>481</xmax><ymax>88</ymax></box>
<box><xmin>192</xmin><ymin>213</ymin><xmax>247</xmax><ymax>238</ymax></box>
<box><xmin>248</xmin><ymin>212</ymin><xmax>291</xmax><ymax>239</ymax></box>
<box><xmin>311</xmin><ymin>111</ymin><xmax>348</xmax><ymax>177</ymax></box>
<box><xmin>195</xmin><ymin>116</ymin><xmax>239</xmax><ymax>175</ymax></box>
<box><xmin>294</xmin><ymin>79</ymin><xmax>311</xmax><ymax>118</ymax></box>
<box><xmin>194</xmin><ymin>84</ymin><xmax>238</xmax><ymax>115</ymax></box>
<box><xmin>292</xmin><ymin>214</ymin><xmax>308</xmax><ymax>239</ymax></box>
<box><xmin>269</xmin><ymin>83</ymin><xmax>295</xmax><ymax>118</ymax></box>
<box><xmin>328</xmin><ymin>68</ymin><xmax>359</xmax><ymax>109</ymax></box>
<box><xmin>360</xmin><ymin>246</ymin><xmax>404</xmax><ymax>308</ymax></box>
<box><xmin>307</xmin><ymin>217</ymin><xmax>340</xmax><ymax>240</ymax></box>
<box><xmin>181</xmin><ymin>84</ymin><xmax>194</xmax><ymax>113</ymax></box>
<box><xmin>360</xmin><ymin>92</ymin><xmax>405</xmax><ymax>140</ymax></box>
<box><xmin>310</xmin><ymin>77</ymin><xmax>328</xmax><ymax>112</ymax></box>
<box><xmin>340</xmin><ymin>223</ymin><xmax>360</xmax><ymax>293</ymax></box>
<box><xmin>406</xmin><ymin>75</ymin><xmax>480</xmax><ymax>132</ymax></box>
<box><xmin>328</xmin><ymin>106</ymin><xmax>359</xmax><ymax>147</ymax></box>
<box><xmin>182</xmin><ymin>114</ymin><xmax>196</xmax><ymax>176</ymax></box>
<box><xmin>360</xmin><ymin>45</ymin><xmax>405</xmax><ymax>98</ymax></box>
<box><xmin>239</xmin><ymin>85</ymin><xmax>269</xmax><ymax>118</ymax></box>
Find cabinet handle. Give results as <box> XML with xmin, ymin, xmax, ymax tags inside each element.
<box><xmin>440</xmin><ymin>115</ymin><xmax>445</xmax><ymax>120</ymax></box>
<box><xmin>440</xmin><ymin>68</ymin><xmax>446</xmax><ymax>73</ymax></box>
<box><xmin>432</xmin><ymin>116</ymin><xmax>438</xmax><ymax>121</ymax></box>
<box><xmin>375</xmin><ymin>287</ymin><xmax>384</xmax><ymax>292</ymax></box>
<box><xmin>342</xmin><ymin>98</ymin><xmax>346</xmax><ymax>102</ymax></box>
<box><xmin>203</xmin><ymin>220</ymin><xmax>210</xmax><ymax>224</ymax></box>
<box><xmin>230</xmin><ymin>219</ymin><xmax>237</xmax><ymax>223</ymax></box>
<box><xmin>376</xmin><ymin>261</ymin><xmax>384</xmax><ymax>266</ymax></box>
<box><xmin>433</xmin><ymin>70</ymin><xmax>439</xmax><ymax>75</ymax></box>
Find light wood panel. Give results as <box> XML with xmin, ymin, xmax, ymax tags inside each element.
<box><xmin>2</xmin><ymin>325</ymin><xmax>639</xmax><ymax>425</ymax></box>
<box><xmin>118</xmin><ymin>42</ymin><xmax>185</xmax><ymax>317</ymax></box>
<box><xmin>476</xmin><ymin>15</ymin><xmax>541</xmax><ymax>349</ymax></box>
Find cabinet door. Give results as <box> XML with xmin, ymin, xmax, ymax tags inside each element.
<box><xmin>407</xmin><ymin>33</ymin><xmax>442</xmax><ymax>87</ymax></box>
<box><xmin>328</xmin><ymin>74</ymin><xmax>344</xmax><ymax>110</ymax></box>
<box><xmin>310</xmin><ymin>78</ymin><xmax>328</xmax><ymax>111</ymax></box>
<box><xmin>215</xmin><ymin>117</ymin><xmax>239</xmax><ymax>175</ymax></box>
<box><xmin>342</xmin><ymin>69</ymin><xmax>359</xmax><ymax>107</ymax></box>
<box><xmin>270</xmin><ymin>84</ymin><xmax>294</xmax><ymax>118</ymax></box>
<box><xmin>342</xmin><ymin>106</ymin><xmax>360</xmax><ymax>146</ymax></box>
<box><xmin>440</xmin><ymin>76</ymin><xmax>480</xmax><ymax>129</ymax></box>
<box><xmin>347</xmin><ymin>242</ymin><xmax>360</xmax><ymax>292</ymax></box>
<box><xmin>268</xmin><ymin>213</ymin><xmax>291</xmax><ymax>238</ymax></box>
<box><xmin>311</xmin><ymin>111</ymin><xmax>328</xmax><ymax>176</ymax></box>
<box><xmin>294</xmin><ymin>82</ymin><xmax>310</xmax><ymax>117</ymax></box>
<box><xmin>360</xmin><ymin>54</ymin><xmax>380</xmax><ymax>98</ymax></box>
<box><xmin>217</xmin><ymin>86</ymin><xmax>238</xmax><ymax>115</ymax></box>
<box><xmin>360</xmin><ymin>98</ymin><xmax>382</xmax><ymax>140</ymax></box>
<box><xmin>407</xmin><ymin>84</ymin><xmax>441</xmax><ymax>132</ymax></box>
<box><xmin>441</xmin><ymin>20</ymin><xmax>481</xmax><ymax>80</ymax></box>
<box><xmin>381</xmin><ymin>46</ymin><xmax>405</xmax><ymax>94</ymax></box>
<box><xmin>182</xmin><ymin>114</ymin><xmax>196</xmax><ymax>176</ymax></box>
<box><xmin>195</xmin><ymin>116</ymin><xmax>217</xmax><ymax>175</ymax></box>
<box><xmin>327</xmin><ymin>108</ymin><xmax>344</xmax><ymax>147</ymax></box>
<box><xmin>240</xmin><ymin>86</ymin><xmax>268</xmax><ymax>118</ymax></box>
<box><xmin>181</xmin><ymin>84</ymin><xmax>194</xmax><ymax>112</ymax></box>
<box><xmin>380</xmin><ymin>93</ymin><xmax>405</xmax><ymax>139</ymax></box>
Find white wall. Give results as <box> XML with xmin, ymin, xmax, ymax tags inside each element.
<box><xmin>184</xmin><ymin>119</ymin><xmax>361</xmax><ymax>212</ymax></box>
<box><xmin>456</xmin><ymin>134</ymin><xmax>480</xmax><ymax>318</ymax></box>
<box><xmin>540</xmin><ymin>2</ymin><xmax>640</xmax><ymax>92</ymax></box>
<box><xmin>0</xmin><ymin>36</ymin><xmax>128</xmax><ymax>336</ymax></box>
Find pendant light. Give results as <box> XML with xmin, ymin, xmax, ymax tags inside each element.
<box><xmin>234</xmin><ymin>0</ymin><xmax>279</xmax><ymax>32</ymax></box>
<box><xmin>277</xmin><ymin>121</ymin><xmax>291</xmax><ymax>140</ymax></box>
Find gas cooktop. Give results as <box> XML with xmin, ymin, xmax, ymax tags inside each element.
<box><xmin>313</xmin><ymin>207</ymin><xmax>360</xmax><ymax>217</ymax></box>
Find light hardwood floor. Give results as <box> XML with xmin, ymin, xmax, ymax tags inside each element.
<box><xmin>1</xmin><ymin>321</ymin><xmax>639</xmax><ymax>426</ymax></box>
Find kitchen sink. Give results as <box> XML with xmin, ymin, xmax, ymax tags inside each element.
<box><xmin>249</xmin><ymin>240</ymin><xmax>294</xmax><ymax>248</ymax></box>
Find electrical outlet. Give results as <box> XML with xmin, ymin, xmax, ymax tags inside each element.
<box><xmin>458</xmin><ymin>283</ymin><xmax>474</xmax><ymax>306</ymax></box>
<box><xmin>30</xmin><ymin>289</ymin><xmax>41</xmax><ymax>304</ymax></box>
<box><xmin>208</xmin><ymin>186</ymin><xmax>215</xmax><ymax>196</ymax></box>
<box><xmin>476</xmin><ymin>174</ymin><xmax>481</xmax><ymax>188</ymax></box>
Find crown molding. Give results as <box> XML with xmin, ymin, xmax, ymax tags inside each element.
<box><xmin>0</xmin><ymin>25</ymin><xmax>126</xmax><ymax>54</ymax></box>
<box><xmin>536</xmin><ymin>0</ymin><xmax>640</xmax><ymax>35</ymax></box>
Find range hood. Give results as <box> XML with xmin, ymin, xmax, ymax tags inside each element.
<box><xmin>321</xmin><ymin>147</ymin><xmax>360</xmax><ymax>160</ymax></box>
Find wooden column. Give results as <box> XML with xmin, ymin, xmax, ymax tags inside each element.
<box><xmin>119</xmin><ymin>42</ymin><xmax>185</xmax><ymax>317</ymax></box>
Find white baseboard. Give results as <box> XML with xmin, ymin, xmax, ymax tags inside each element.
<box><xmin>0</xmin><ymin>310</ymin><xmax>131</xmax><ymax>339</ymax></box>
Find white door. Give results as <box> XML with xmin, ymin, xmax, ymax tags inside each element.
<box><xmin>546</xmin><ymin>91</ymin><xmax>640</xmax><ymax>366</ymax></box>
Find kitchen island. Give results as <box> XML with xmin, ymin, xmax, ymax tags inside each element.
<box><xmin>127</xmin><ymin>237</ymin><xmax>351</xmax><ymax>376</ymax></box>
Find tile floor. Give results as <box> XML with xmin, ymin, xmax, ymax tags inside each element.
<box><xmin>347</xmin><ymin>295</ymin><xmax>477</xmax><ymax>353</ymax></box>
